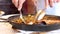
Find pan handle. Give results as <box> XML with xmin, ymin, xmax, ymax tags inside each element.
<box><xmin>0</xmin><ymin>18</ymin><xmax>8</xmax><ymax>22</ymax></box>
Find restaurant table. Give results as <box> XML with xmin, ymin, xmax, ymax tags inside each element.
<box><xmin>0</xmin><ymin>14</ymin><xmax>60</xmax><ymax>34</ymax></box>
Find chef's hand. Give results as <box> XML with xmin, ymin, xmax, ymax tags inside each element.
<box><xmin>12</xmin><ymin>0</ymin><xmax>26</xmax><ymax>10</ymax></box>
<box><xmin>12</xmin><ymin>0</ymin><xmax>60</xmax><ymax>10</ymax></box>
<box><xmin>45</xmin><ymin>0</ymin><xmax>60</xmax><ymax>7</ymax></box>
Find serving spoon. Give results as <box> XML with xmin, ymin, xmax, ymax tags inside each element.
<box><xmin>18</xmin><ymin>0</ymin><xmax>26</xmax><ymax>24</ymax></box>
<box><xmin>27</xmin><ymin>10</ymin><xmax>46</xmax><ymax>25</ymax></box>
<box><xmin>19</xmin><ymin>11</ymin><xmax>26</xmax><ymax>24</ymax></box>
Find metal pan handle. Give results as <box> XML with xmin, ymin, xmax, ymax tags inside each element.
<box><xmin>0</xmin><ymin>18</ymin><xmax>8</xmax><ymax>22</ymax></box>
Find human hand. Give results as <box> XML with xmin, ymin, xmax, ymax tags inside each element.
<box><xmin>12</xmin><ymin>0</ymin><xmax>26</xmax><ymax>10</ymax></box>
<box><xmin>45</xmin><ymin>0</ymin><xmax>60</xmax><ymax>7</ymax></box>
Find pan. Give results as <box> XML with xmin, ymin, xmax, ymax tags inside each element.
<box><xmin>0</xmin><ymin>14</ymin><xmax>60</xmax><ymax>31</ymax></box>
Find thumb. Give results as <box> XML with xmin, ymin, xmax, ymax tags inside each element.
<box><xmin>45</xmin><ymin>0</ymin><xmax>49</xmax><ymax>8</ymax></box>
<box><xmin>12</xmin><ymin>0</ymin><xmax>18</xmax><ymax>8</ymax></box>
<box><xmin>48</xmin><ymin>0</ymin><xmax>53</xmax><ymax>7</ymax></box>
<box><xmin>18</xmin><ymin>0</ymin><xmax>26</xmax><ymax>11</ymax></box>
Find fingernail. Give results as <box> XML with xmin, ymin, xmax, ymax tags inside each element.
<box><xmin>18</xmin><ymin>8</ymin><xmax>21</xmax><ymax>11</ymax></box>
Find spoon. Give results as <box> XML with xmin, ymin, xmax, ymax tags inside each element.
<box><xmin>28</xmin><ymin>10</ymin><xmax>45</xmax><ymax>25</ymax></box>
<box><xmin>34</xmin><ymin>10</ymin><xmax>45</xmax><ymax>23</ymax></box>
<box><xmin>36</xmin><ymin>10</ymin><xmax>45</xmax><ymax>20</ymax></box>
<box><xmin>18</xmin><ymin>0</ymin><xmax>26</xmax><ymax>24</ymax></box>
<box><xmin>19</xmin><ymin>11</ymin><xmax>26</xmax><ymax>24</ymax></box>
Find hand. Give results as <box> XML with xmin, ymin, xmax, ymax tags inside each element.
<box><xmin>45</xmin><ymin>0</ymin><xmax>60</xmax><ymax>7</ymax></box>
<box><xmin>12</xmin><ymin>0</ymin><xmax>60</xmax><ymax>10</ymax></box>
<box><xmin>12</xmin><ymin>0</ymin><xmax>26</xmax><ymax>10</ymax></box>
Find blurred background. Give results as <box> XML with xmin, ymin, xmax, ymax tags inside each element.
<box><xmin>0</xmin><ymin>0</ymin><xmax>19</xmax><ymax>15</ymax></box>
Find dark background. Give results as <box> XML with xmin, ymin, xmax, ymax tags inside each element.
<box><xmin>0</xmin><ymin>0</ymin><xmax>19</xmax><ymax>15</ymax></box>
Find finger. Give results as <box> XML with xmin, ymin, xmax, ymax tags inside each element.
<box><xmin>56</xmin><ymin>0</ymin><xmax>60</xmax><ymax>2</ymax></box>
<box><xmin>45</xmin><ymin>0</ymin><xmax>49</xmax><ymax>8</ymax></box>
<box><xmin>48</xmin><ymin>0</ymin><xmax>53</xmax><ymax>7</ymax></box>
<box><xmin>53</xmin><ymin>0</ymin><xmax>60</xmax><ymax>3</ymax></box>
<box><xmin>12</xmin><ymin>0</ymin><xmax>18</xmax><ymax>8</ymax></box>
<box><xmin>53</xmin><ymin>0</ymin><xmax>58</xmax><ymax>3</ymax></box>
<box><xmin>18</xmin><ymin>0</ymin><xmax>26</xmax><ymax>10</ymax></box>
<box><xmin>32</xmin><ymin>0</ymin><xmax>37</xmax><ymax>6</ymax></box>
